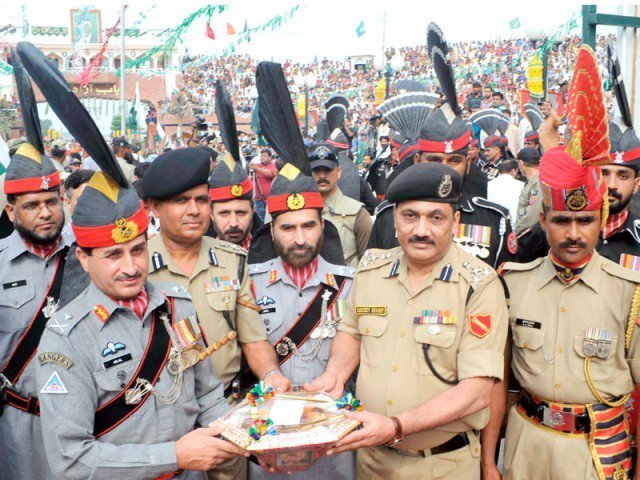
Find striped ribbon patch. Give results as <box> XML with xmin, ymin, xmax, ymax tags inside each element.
<box><xmin>327</xmin><ymin>299</ymin><xmax>347</xmax><ymax>323</ymax></box>
<box><xmin>587</xmin><ymin>403</ymin><xmax>632</xmax><ymax>480</ymax></box>
<box><xmin>414</xmin><ymin>309</ymin><xmax>456</xmax><ymax>325</ymax></box>
<box><xmin>585</xmin><ymin>328</ymin><xmax>613</xmax><ymax>343</ymax></box>
<box><xmin>620</xmin><ymin>253</ymin><xmax>640</xmax><ymax>272</ymax></box>
<box><xmin>173</xmin><ymin>315</ymin><xmax>201</xmax><ymax>350</ymax></box>
<box><xmin>205</xmin><ymin>276</ymin><xmax>240</xmax><ymax>293</ymax></box>
<box><xmin>455</xmin><ymin>224</ymin><xmax>491</xmax><ymax>245</ymax></box>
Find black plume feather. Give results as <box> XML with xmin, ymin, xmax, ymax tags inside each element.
<box><xmin>10</xmin><ymin>48</ymin><xmax>43</xmax><ymax>154</ymax></box>
<box><xmin>427</xmin><ymin>22</ymin><xmax>459</xmax><ymax>115</ymax></box>
<box><xmin>215</xmin><ymin>80</ymin><xmax>240</xmax><ymax>162</ymax></box>
<box><xmin>256</xmin><ymin>61</ymin><xmax>311</xmax><ymax>176</ymax></box>
<box><xmin>470</xmin><ymin>108</ymin><xmax>510</xmax><ymax>137</ymax></box>
<box><xmin>325</xmin><ymin>95</ymin><xmax>349</xmax><ymax>132</ymax></box>
<box><xmin>607</xmin><ymin>40</ymin><xmax>633</xmax><ymax>129</ymax></box>
<box><xmin>16</xmin><ymin>42</ymin><xmax>127</xmax><ymax>186</ymax></box>
<box><xmin>524</xmin><ymin>103</ymin><xmax>544</xmax><ymax>131</ymax></box>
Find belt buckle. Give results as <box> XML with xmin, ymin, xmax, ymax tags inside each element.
<box><xmin>0</xmin><ymin>373</ymin><xmax>12</xmax><ymax>392</ymax></box>
<box><xmin>542</xmin><ymin>406</ymin><xmax>575</xmax><ymax>431</ymax></box>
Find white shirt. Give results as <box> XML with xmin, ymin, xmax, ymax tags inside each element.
<box><xmin>487</xmin><ymin>174</ymin><xmax>525</xmax><ymax>229</ymax></box>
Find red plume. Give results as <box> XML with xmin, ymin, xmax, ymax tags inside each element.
<box><xmin>566</xmin><ymin>45</ymin><xmax>610</xmax><ymax>165</ymax></box>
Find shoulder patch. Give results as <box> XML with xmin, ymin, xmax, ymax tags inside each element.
<box><xmin>46</xmin><ymin>294</ymin><xmax>92</xmax><ymax>337</ymax></box>
<box><xmin>500</xmin><ymin>258</ymin><xmax>545</xmax><ymax>275</ymax></box>
<box><xmin>150</xmin><ymin>251</ymin><xmax>165</xmax><ymax>272</ymax></box>
<box><xmin>358</xmin><ymin>248</ymin><xmax>397</xmax><ymax>271</ymax></box>
<box><xmin>153</xmin><ymin>281</ymin><xmax>192</xmax><ymax>300</ymax></box>
<box><xmin>248</xmin><ymin>260</ymin><xmax>275</xmax><ymax>276</ymax></box>
<box><xmin>601</xmin><ymin>258</ymin><xmax>640</xmax><ymax>284</ymax></box>
<box><xmin>472</xmin><ymin>196</ymin><xmax>509</xmax><ymax>217</ymax></box>
<box><xmin>40</xmin><ymin>370</ymin><xmax>68</xmax><ymax>394</ymax></box>
<box><xmin>214</xmin><ymin>239</ymin><xmax>248</xmax><ymax>256</ymax></box>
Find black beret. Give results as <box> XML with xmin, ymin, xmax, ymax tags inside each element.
<box><xmin>517</xmin><ymin>147</ymin><xmax>541</xmax><ymax>165</ymax></box>
<box><xmin>386</xmin><ymin>162</ymin><xmax>461</xmax><ymax>205</ymax></box>
<box><xmin>308</xmin><ymin>142</ymin><xmax>339</xmax><ymax>170</ymax></box>
<box><xmin>142</xmin><ymin>148</ymin><xmax>211</xmax><ymax>200</ymax></box>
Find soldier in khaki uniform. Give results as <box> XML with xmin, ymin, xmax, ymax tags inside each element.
<box><xmin>308</xmin><ymin>161</ymin><xmax>508</xmax><ymax>480</ymax></box>
<box><xmin>500</xmin><ymin>45</ymin><xmax>640</xmax><ymax>480</ymax></box>
<box><xmin>310</xmin><ymin>142</ymin><xmax>372</xmax><ymax>268</ymax></box>
<box><xmin>514</xmin><ymin>147</ymin><xmax>542</xmax><ymax>235</ymax></box>
<box><xmin>142</xmin><ymin>148</ymin><xmax>289</xmax><ymax>480</ymax></box>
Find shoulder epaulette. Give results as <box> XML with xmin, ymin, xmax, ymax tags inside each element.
<box><xmin>47</xmin><ymin>294</ymin><xmax>92</xmax><ymax>337</ymax></box>
<box><xmin>248</xmin><ymin>259</ymin><xmax>276</xmax><ymax>275</ymax></box>
<box><xmin>358</xmin><ymin>248</ymin><xmax>397</xmax><ymax>271</ymax></box>
<box><xmin>154</xmin><ymin>281</ymin><xmax>192</xmax><ymax>300</ymax></box>
<box><xmin>471</xmin><ymin>196</ymin><xmax>509</xmax><ymax>217</ymax></box>
<box><xmin>601</xmin><ymin>258</ymin><xmax>640</xmax><ymax>284</ymax></box>
<box><xmin>374</xmin><ymin>200</ymin><xmax>395</xmax><ymax>216</ymax></box>
<box><xmin>210</xmin><ymin>238</ymin><xmax>248</xmax><ymax>256</ymax></box>
<box><xmin>500</xmin><ymin>257</ymin><xmax>545</xmax><ymax>275</ymax></box>
<box><xmin>629</xmin><ymin>219</ymin><xmax>640</xmax><ymax>243</ymax></box>
<box><xmin>327</xmin><ymin>263</ymin><xmax>355</xmax><ymax>278</ymax></box>
<box><xmin>458</xmin><ymin>255</ymin><xmax>497</xmax><ymax>288</ymax></box>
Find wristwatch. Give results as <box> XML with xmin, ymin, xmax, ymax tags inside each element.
<box><xmin>385</xmin><ymin>416</ymin><xmax>405</xmax><ymax>447</ymax></box>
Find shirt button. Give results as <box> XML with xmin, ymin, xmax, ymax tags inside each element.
<box><xmin>560</xmin><ymin>307</ymin><xmax>566</xmax><ymax>313</ymax></box>
<box><xmin>400</xmin><ymin>330</ymin><xmax>406</xmax><ymax>337</ymax></box>
<box><xmin>365</xmin><ymin>328</ymin><xmax>370</xmax><ymax>334</ymax></box>
<box><xmin>407</xmin><ymin>299</ymin><xmax>414</xmax><ymax>305</ymax></box>
<box><xmin>557</xmin><ymin>346</ymin><xmax>563</xmax><ymax>353</ymax></box>
<box><xmin>387</xmin><ymin>400</ymin><xmax>393</xmax><ymax>406</ymax></box>
<box><xmin>555</xmin><ymin>383</ymin><xmax>561</xmax><ymax>389</ymax></box>
<box><xmin>298</xmin><ymin>293</ymin><xmax>303</xmax><ymax>297</ymax></box>
<box><xmin>266</xmin><ymin>328</ymin><xmax>271</xmax><ymax>332</ymax></box>
<box><xmin>392</xmin><ymin>365</ymin><xmax>399</xmax><ymax>372</ymax></box>
<box><xmin>522</xmin><ymin>342</ymin><xmax>529</xmax><ymax>348</ymax></box>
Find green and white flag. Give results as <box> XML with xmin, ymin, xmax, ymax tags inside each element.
<box><xmin>509</xmin><ymin>17</ymin><xmax>521</xmax><ymax>30</ymax></box>
<box><xmin>356</xmin><ymin>21</ymin><xmax>365</xmax><ymax>38</ymax></box>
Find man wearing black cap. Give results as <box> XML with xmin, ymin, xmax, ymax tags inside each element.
<box><xmin>0</xmin><ymin>143</ymin><xmax>72</xmax><ymax>480</ymax></box>
<box><xmin>309</xmin><ymin>143</ymin><xmax>372</xmax><ymax>267</ymax></box>
<box><xmin>112</xmin><ymin>136</ymin><xmax>136</xmax><ymax>183</ymax></box>
<box><xmin>514</xmin><ymin>147</ymin><xmax>542</xmax><ymax>235</ymax></box>
<box><xmin>308</xmin><ymin>161</ymin><xmax>508</xmax><ymax>479</ymax></box>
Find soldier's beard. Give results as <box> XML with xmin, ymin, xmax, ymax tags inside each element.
<box><xmin>14</xmin><ymin>212</ymin><xmax>65</xmax><ymax>245</ymax></box>
<box><xmin>274</xmin><ymin>235</ymin><xmax>323</xmax><ymax>268</ymax></box>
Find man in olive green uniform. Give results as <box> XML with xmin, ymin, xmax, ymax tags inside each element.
<box><xmin>515</xmin><ymin>147</ymin><xmax>542</xmax><ymax>235</ymax></box>
<box><xmin>310</xmin><ymin>142</ymin><xmax>372</xmax><ymax>267</ymax></box>
<box><xmin>142</xmin><ymin>149</ymin><xmax>289</xmax><ymax>480</ymax></box>
<box><xmin>307</xmin><ymin>162</ymin><xmax>508</xmax><ymax>480</ymax></box>
<box><xmin>501</xmin><ymin>48</ymin><xmax>640</xmax><ymax>480</ymax></box>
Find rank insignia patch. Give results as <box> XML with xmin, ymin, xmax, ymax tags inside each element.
<box><xmin>40</xmin><ymin>371</ymin><xmax>68</xmax><ymax>394</ymax></box>
<box><xmin>93</xmin><ymin>304</ymin><xmax>110</xmax><ymax>323</ymax></box>
<box><xmin>469</xmin><ymin>314</ymin><xmax>492</xmax><ymax>338</ymax></box>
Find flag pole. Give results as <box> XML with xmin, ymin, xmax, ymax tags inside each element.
<box><xmin>120</xmin><ymin>4</ymin><xmax>127</xmax><ymax>137</ymax></box>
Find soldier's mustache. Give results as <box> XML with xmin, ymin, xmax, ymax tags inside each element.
<box><xmin>559</xmin><ymin>240</ymin><xmax>587</xmax><ymax>248</ymax></box>
<box><xmin>409</xmin><ymin>236</ymin><xmax>435</xmax><ymax>245</ymax></box>
<box><xmin>115</xmin><ymin>272</ymin><xmax>143</xmax><ymax>281</ymax></box>
<box><xmin>608</xmin><ymin>190</ymin><xmax>622</xmax><ymax>201</ymax></box>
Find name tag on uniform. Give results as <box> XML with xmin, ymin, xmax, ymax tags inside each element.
<box><xmin>205</xmin><ymin>276</ymin><xmax>240</xmax><ymax>293</ymax></box>
<box><xmin>620</xmin><ymin>253</ymin><xmax>640</xmax><ymax>272</ymax></box>
<box><xmin>103</xmin><ymin>353</ymin><xmax>133</xmax><ymax>370</ymax></box>
<box><xmin>515</xmin><ymin>318</ymin><xmax>541</xmax><ymax>329</ymax></box>
<box><xmin>414</xmin><ymin>309</ymin><xmax>456</xmax><ymax>325</ymax></box>
<box><xmin>3</xmin><ymin>279</ymin><xmax>26</xmax><ymax>289</ymax></box>
<box><xmin>355</xmin><ymin>306</ymin><xmax>387</xmax><ymax>316</ymax></box>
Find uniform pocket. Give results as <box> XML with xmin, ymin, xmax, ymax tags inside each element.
<box><xmin>358</xmin><ymin>317</ymin><xmax>388</xmax><ymax>367</ymax></box>
<box><xmin>511</xmin><ymin>325</ymin><xmax>545</xmax><ymax>375</ymax></box>
<box><xmin>206</xmin><ymin>291</ymin><xmax>237</xmax><ymax>312</ymax></box>
<box><xmin>0</xmin><ymin>283</ymin><xmax>35</xmax><ymax>331</ymax></box>
<box><xmin>413</xmin><ymin>325</ymin><xmax>457</xmax><ymax>377</ymax></box>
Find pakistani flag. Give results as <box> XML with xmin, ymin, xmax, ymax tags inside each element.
<box><xmin>155</xmin><ymin>121</ymin><xmax>166</xmax><ymax>145</ymax></box>
<box><xmin>0</xmin><ymin>136</ymin><xmax>9</xmax><ymax>175</ymax></box>
<box><xmin>356</xmin><ymin>21</ymin><xmax>365</xmax><ymax>38</ymax></box>
<box><xmin>509</xmin><ymin>17</ymin><xmax>521</xmax><ymax>30</ymax></box>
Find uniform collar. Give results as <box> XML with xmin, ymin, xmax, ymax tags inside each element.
<box><xmin>267</xmin><ymin>255</ymin><xmax>328</xmax><ymax>290</ymax></box>
<box><xmin>392</xmin><ymin>244</ymin><xmax>460</xmax><ymax>293</ymax></box>
<box><xmin>150</xmin><ymin>234</ymin><xmax>217</xmax><ymax>280</ymax></box>
<box><xmin>5</xmin><ymin>229</ymin><xmax>71</xmax><ymax>262</ymax></box>
<box><xmin>537</xmin><ymin>250</ymin><xmax>601</xmax><ymax>293</ymax></box>
<box><xmin>89</xmin><ymin>281</ymin><xmax>167</xmax><ymax>330</ymax></box>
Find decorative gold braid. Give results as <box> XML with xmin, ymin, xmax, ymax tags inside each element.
<box><xmin>566</xmin><ymin>130</ymin><xmax>583</xmax><ymax>164</ymax></box>
<box><xmin>601</xmin><ymin>193</ymin><xmax>609</xmax><ymax>229</ymax></box>
<box><xmin>584</xmin><ymin>357</ymin><xmax>630</xmax><ymax>407</ymax></box>
<box><xmin>625</xmin><ymin>285</ymin><xmax>640</xmax><ymax>353</ymax></box>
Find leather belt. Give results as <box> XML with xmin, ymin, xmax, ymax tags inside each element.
<box><xmin>518</xmin><ymin>391</ymin><xmax>590</xmax><ymax>433</ymax></box>
<box><xmin>389</xmin><ymin>432</ymin><xmax>469</xmax><ymax>457</ymax></box>
<box><xmin>5</xmin><ymin>389</ymin><xmax>40</xmax><ymax>415</ymax></box>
